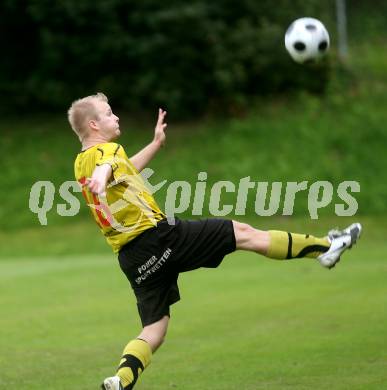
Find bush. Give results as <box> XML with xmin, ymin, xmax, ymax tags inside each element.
<box><xmin>0</xmin><ymin>0</ymin><xmax>333</xmax><ymax>116</ymax></box>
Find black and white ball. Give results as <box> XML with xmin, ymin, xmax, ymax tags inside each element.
<box><xmin>285</xmin><ymin>17</ymin><xmax>330</xmax><ymax>64</ymax></box>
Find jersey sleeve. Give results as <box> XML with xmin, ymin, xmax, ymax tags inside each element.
<box><xmin>95</xmin><ymin>143</ymin><xmax>121</xmax><ymax>171</ymax></box>
<box><xmin>95</xmin><ymin>142</ymin><xmax>139</xmax><ymax>181</ymax></box>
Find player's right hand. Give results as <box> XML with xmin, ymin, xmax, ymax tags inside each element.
<box><xmin>154</xmin><ymin>108</ymin><xmax>167</xmax><ymax>147</ymax></box>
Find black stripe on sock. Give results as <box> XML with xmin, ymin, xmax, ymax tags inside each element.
<box><xmin>286</xmin><ymin>233</ymin><xmax>292</xmax><ymax>259</ymax></box>
<box><xmin>136</xmin><ymin>338</ymin><xmax>148</xmax><ymax>343</ymax></box>
<box><xmin>118</xmin><ymin>354</ymin><xmax>144</xmax><ymax>390</ymax></box>
<box><xmin>118</xmin><ymin>354</ymin><xmax>144</xmax><ymax>371</ymax></box>
<box><xmin>295</xmin><ymin>244</ymin><xmax>330</xmax><ymax>258</ymax></box>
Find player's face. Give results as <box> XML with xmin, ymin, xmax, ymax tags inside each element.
<box><xmin>94</xmin><ymin>101</ymin><xmax>120</xmax><ymax>141</ymax></box>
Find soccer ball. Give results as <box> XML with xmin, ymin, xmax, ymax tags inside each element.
<box><xmin>285</xmin><ymin>17</ymin><xmax>330</xmax><ymax>64</ymax></box>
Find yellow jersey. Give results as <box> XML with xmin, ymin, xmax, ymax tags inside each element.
<box><xmin>74</xmin><ymin>142</ymin><xmax>165</xmax><ymax>253</ymax></box>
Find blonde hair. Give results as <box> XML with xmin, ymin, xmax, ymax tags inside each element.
<box><xmin>67</xmin><ymin>92</ymin><xmax>108</xmax><ymax>141</ymax></box>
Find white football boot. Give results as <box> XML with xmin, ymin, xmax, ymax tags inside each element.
<box><xmin>101</xmin><ymin>376</ymin><xmax>123</xmax><ymax>390</ymax></box>
<box><xmin>317</xmin><ymin>223</ymin><xmax>362</xmax><ymax>269</ymax></box>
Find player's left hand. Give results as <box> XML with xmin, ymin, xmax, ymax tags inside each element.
<box><xmin>85</xmin><ymin>177</ymin><xmax>106</xmax><ymax>197</ymax></box>
<box><xmin>85</xmin><ymin>164</ymin><xmax>112</xmax><ymax>197</ymax></box>
<box><xmin>154</xmin><ymin>108</ymin><xmax>167</xmax><ymax>147</ymax></box>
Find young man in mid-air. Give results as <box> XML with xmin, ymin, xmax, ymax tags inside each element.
<box><xmin>68</xmin><ymin>93</ymin><xmax>362</xmax><ymax>390</ymax></box>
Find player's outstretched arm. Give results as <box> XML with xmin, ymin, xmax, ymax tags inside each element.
<box><xmin>130</xmin><ymin>108</ymin><xmax>167</xmax><ymax>172</ymax></box>
<box><xmin>86</xmin><ymin>164</ymin><xmax>113</xmax><ymax>196</ymax></box>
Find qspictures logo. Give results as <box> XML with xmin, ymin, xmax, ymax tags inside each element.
<box><xmin>29</xmin><ymin>155</ymin><xmax>360</xmax><ymax>229</ymax></box>
<box><xmin>29</xmin><ymin>170</ymin><xmax>360</xmax><ymax>229</ymax></box>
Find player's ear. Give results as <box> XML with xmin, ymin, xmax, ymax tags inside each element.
<box><xmin>88</xmin><ymin>119</ymin><xmax>99</xmax><ymax>131</ymax></box>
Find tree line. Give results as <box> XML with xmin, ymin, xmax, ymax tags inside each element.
<box><xmin>0</xmin><ymin>0</ymin><xmax>333</xmax><ymax>116</ymax></box>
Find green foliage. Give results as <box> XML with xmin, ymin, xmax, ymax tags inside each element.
<box><xmin>1</xmin><ymin>13</ymin><xmax>386</xmax><ymax>231</ymax></box>
<box><xmin>0</xmin><ymin>0</ymin><xmax>332</xmax><ymax>115</ymax></box>
<box><xmin>1</xmin><ymin>72</ymin><xmax>386</xmax><ymax>231</ymax></box>
<box><xmin>348</xmin><ymin>0</ymin><xmax>387</xmax><ymax>40</ymax></box>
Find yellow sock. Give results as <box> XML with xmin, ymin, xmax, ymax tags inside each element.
<box><xmin>267</xmin><ymin>230</ymin><xmax>330</xmax><ymax>259</ymax></box>
<box><xmin>116</xmin><ymin>339</ymin><xmax>152</xmax><ymax>389</ymax></box>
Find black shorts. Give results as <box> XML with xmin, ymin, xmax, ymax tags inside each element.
<box><xmin>118</xmin><ymin>218</ymin><xmax>236</xmax><ymax>327</ymax></box>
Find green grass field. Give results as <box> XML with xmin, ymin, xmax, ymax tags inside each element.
<box><xmin>1</xmin><ymin>225</ymin><xmax>386</xmax><ymax>390</ymax></box>
<box><xmin>1</xmin><ymin>30</ymin><xmax>387</xmax><ymax>390</ymax></box>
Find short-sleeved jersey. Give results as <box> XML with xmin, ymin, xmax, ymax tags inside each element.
<box><xmin>74</xmin><ymin>142</ymin><xmax>165</xmax><ymax>253</ymax></box>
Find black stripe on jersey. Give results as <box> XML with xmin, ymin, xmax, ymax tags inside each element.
<box><xmin>114</xmin><ymin>144</ymin><xmax>120</xmax><ymax>156</ymax></box>
<box><xmin>97</xmin><ymin>148</ymin><xmax>104</xmax><ymax>158</ymax></box>
<box><xmin>95</xmin><ymin>145</ymin><xmax>120</xmax><ymax>171</ymax></box>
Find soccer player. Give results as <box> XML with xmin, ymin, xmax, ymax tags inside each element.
<box><xmin>68</xmin><ymin>93</ymin><xmax>362</xmax><ymax>390</ymax></box>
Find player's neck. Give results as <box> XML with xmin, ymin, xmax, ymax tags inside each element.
<box><xmin>81</xmin><ymin>135</ymin><xmax>109</xmax><ymax>151</ymax></box>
